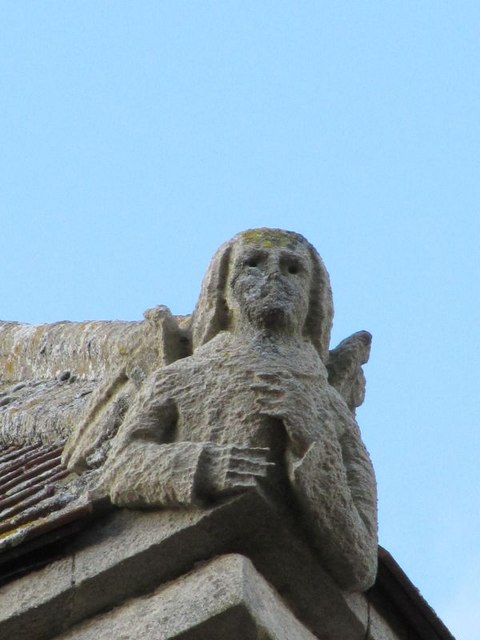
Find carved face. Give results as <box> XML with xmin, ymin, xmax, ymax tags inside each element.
<box><xmin>227</xmin><ymin>236</ymin><xmax>313</xmax><ymax>334</ymax></box>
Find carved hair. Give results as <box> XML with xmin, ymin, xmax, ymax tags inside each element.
<box><xmin>191</xmin><ymin>228</ymin><xmax>334</xmax><ymax>362</ymax></box>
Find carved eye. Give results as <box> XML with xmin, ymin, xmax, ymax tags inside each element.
<box><xmin>284</xmin><ymin>259</ymin><xmax>302</xmax><ymax>275</ymax></box>
<box><xmin>245</xmin><ymin>258</ymin><xmax>259</xmax><ymax>268</ymax></box>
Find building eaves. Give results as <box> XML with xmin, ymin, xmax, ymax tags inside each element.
<box><xmin>0</xmin><ymin>442</ymin><xmax>100</xmax><ymax>584</ymax></box>
<box><xmin>0</xmin><ymin>442</ymin><xmax>455</xmax><ymax>640</ymax></box>
<box><xmin>371</xmin><ymin>547</ymin><xmax>455</xmax><ymax>640</ymax></box>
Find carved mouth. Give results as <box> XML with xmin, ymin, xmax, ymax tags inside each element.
<box><xmin>256</xmin><ymin>303</ymin><xmax>288</xmax><ymax>329</ymax></box>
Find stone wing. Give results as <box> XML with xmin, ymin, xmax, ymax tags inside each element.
<box><xmin>0</xmin><ymin>306</ymin><xmax>190</xmax><ymax>472</ymax></box>
<box><xmin>326</xmin><ymin>330</ymin><xmax>372</xmax><ymax>413</ymax></box>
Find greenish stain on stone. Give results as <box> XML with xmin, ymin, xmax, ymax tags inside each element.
<box><xmin>240</xmin><ymin>229</ymin><xmax>301</xmax><ymax>249</ymax></box>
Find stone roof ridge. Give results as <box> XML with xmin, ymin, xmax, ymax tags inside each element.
<box><xmin>0</xmin><ymin>308</ymin><xmax>191</xmax><ymax>449</ymax></box>
<box><xmin>0</xmin><ymin>307</ymin><xmax>192</xmax><ymax>384</ymax></box>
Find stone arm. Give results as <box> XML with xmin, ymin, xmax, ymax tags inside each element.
<box><xmin>96</xmin><ymin>388</ymin><xmax>200</xmax><ymax>507</ymax></box>
<box><xmin>99</xmin><ymin>374</ymin><xmax>270</xmax><ymax>508</ymax></box>
<box><xmin>253</xmin><ymin>370</ymin><xmax>377</xmax><ymax>591</ymax></box>
<box><xmin>288</xmin><ymin>420</ymin><xmax>378</xmax><ymax>592</ymax></box>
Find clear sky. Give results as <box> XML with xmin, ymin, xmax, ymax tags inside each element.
<box><xmin>1</xmin><ymin>3</ymin><xmax>479</xmax><ymax>637</ymax></box>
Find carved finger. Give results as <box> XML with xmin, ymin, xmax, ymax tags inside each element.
<box><xmin>250</xmin><ymin>383</ymin><xmax>284</xmax><ymax>396</ymax></box>
<box><xmin>229</xmin><ymin>446</ymin><xmax>270</xmax><ymax>458</ymax></box>
<box><xmin>255</xmin><ymin>397</ymin><xmax>285</xmax><ymax>415</ymax></box>
<box><xmin>225</xmin><ymin>470</ymin><xmax>264</xmax><ymax>486</ymax></box>
<box><xmin>229</xmin><ymin>452</ymin><xmax>272</xmax><ymax>464</ymax></box>
<box><xmin>229</xmin><ymin>456</ymin><xmax>274</xmax><ymax>476</ymax></box>
<box><xmin>255</xmin><ymin>371</ymin><xmax>292</xmax><ymax>382</ymax></box>
<box><xmin>255</xmin><ymin>396</ymin><xmax>283</xmax><ymax>405</ymax></box>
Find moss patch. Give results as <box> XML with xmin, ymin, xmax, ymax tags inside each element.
<box><xmin>240</xmin><ymin>228</ymin><xmax>302</xmax><ymax>250</ymax></box>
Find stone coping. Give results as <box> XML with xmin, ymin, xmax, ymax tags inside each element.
<box><xmin>0</xmin><ymin>489</ymin><xmax>368</xmax><ymax>640</ymax></box>
<box><xmin>56</xmin><ymin>553</ymin><xmax>319</xmax><ymax>640</ymax></box>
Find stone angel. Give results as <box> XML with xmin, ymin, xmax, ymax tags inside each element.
<box><xmin>63</xmin><ymin>228</ymin><xmax>378</xmax><ymax>592</ymax></box>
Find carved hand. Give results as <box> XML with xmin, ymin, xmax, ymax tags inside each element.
<box><xmin>197</xmin><ymin>444</ymin><xmax>273</xmax><ymax>498</ymax></box>
<box><xmin>250</xmin><ymin>371</ymin><xmax>318</xmax><ymax>454</ymax></box>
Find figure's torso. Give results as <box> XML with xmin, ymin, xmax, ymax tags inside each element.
<box><xmin>154</xmin><ymin>333</ymin><xmax>352</xmax><ymax>456</ymax></box>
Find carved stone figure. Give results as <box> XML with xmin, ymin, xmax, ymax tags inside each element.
<box><xmin>64</xmin><ymin>228</ymin><xmax>377</xmax><ymax>592</ymax></box>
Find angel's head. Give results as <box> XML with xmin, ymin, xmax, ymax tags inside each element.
<box><xmin>191</xmin><ymin>228</ymin><xmax>333</xmax><ymax>361</ymax></box>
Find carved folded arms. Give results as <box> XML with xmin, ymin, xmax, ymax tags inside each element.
<box><xmin>98</xmin><ymin>357</ymin><xmax>377</xmax><ymax>591</ymax></box>
<box><xmin>105</xmin><ymin>438</ymin><xmax>272</xmax><ymax>508</ymax></box>
<box><xmin>101</xmin><ymin>373</ymin><xmax>273</xmax><ymax>508</ymax></box>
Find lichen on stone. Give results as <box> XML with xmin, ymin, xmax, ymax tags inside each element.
<box><xmin>239</xmin><ymin>228</ymin><xmax>305</xmax><ymax>250</ymax></box>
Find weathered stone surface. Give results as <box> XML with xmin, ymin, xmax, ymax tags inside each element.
<box><xmin>56</xmin><ymin>554</ymin><xmax>319</xmax><ymax>640</ymax></box>
<box><xmin>0</xmin><ymin>490</ymin><xmax>371</xmax><ymax>640</ymax></box>
<box><xmin>0</xmin><ymin>307</ymin><xmax>189</xmax><ymax>449</ymax></box>
<box><xmin>0</xmin><ymin>228</ymin><xmax>380</xmax><ymax>640</ymax></box>
<box><xmin>326</xmin><ymin>330</ymin><xmax>372</xmax><ymax>413</ymax></box>
<box><xmin>368</xmin><ymin>607</ymin><xmax>409</xmax><ymax>640</ymax></box>
<box><xmin>64</xmin><ymin>229</ymin><xmax>377</xmax><ymax>592</ymax></box>
<box><xmin>0</xmin><ymin>307</ymin><xmax>188</xmax><ymax>384</ymax></box>
<box><xmin>0</xmin><ymin>555</ymin><xmax>74</xmax><ymax>640</ymax></box>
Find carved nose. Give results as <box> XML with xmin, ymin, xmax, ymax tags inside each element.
<box><xmin>260</xmin><ymin>271</ymin><xmax>282</xmax><ymax>295</ymax></box>
<box><xmin>266</xmin><ymin>269</ymin><xmax>282</xmax><ymax>281</ymax></box>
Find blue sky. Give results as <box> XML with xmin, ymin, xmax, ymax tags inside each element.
<box><xmin>1</xmin><ymin>3</ymin><xmax>479</xmax><ymax>637</ymax></box>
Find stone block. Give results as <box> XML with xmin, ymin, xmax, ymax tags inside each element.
<box><xmin>57</xmin><ymin>554</ymin><xmax>318</xmax><ymax>640</ymax></box>
<box><xmin>0</xmin><ymin>490</ymin><xmax>368</xmax><ymax>640</ymax></box>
